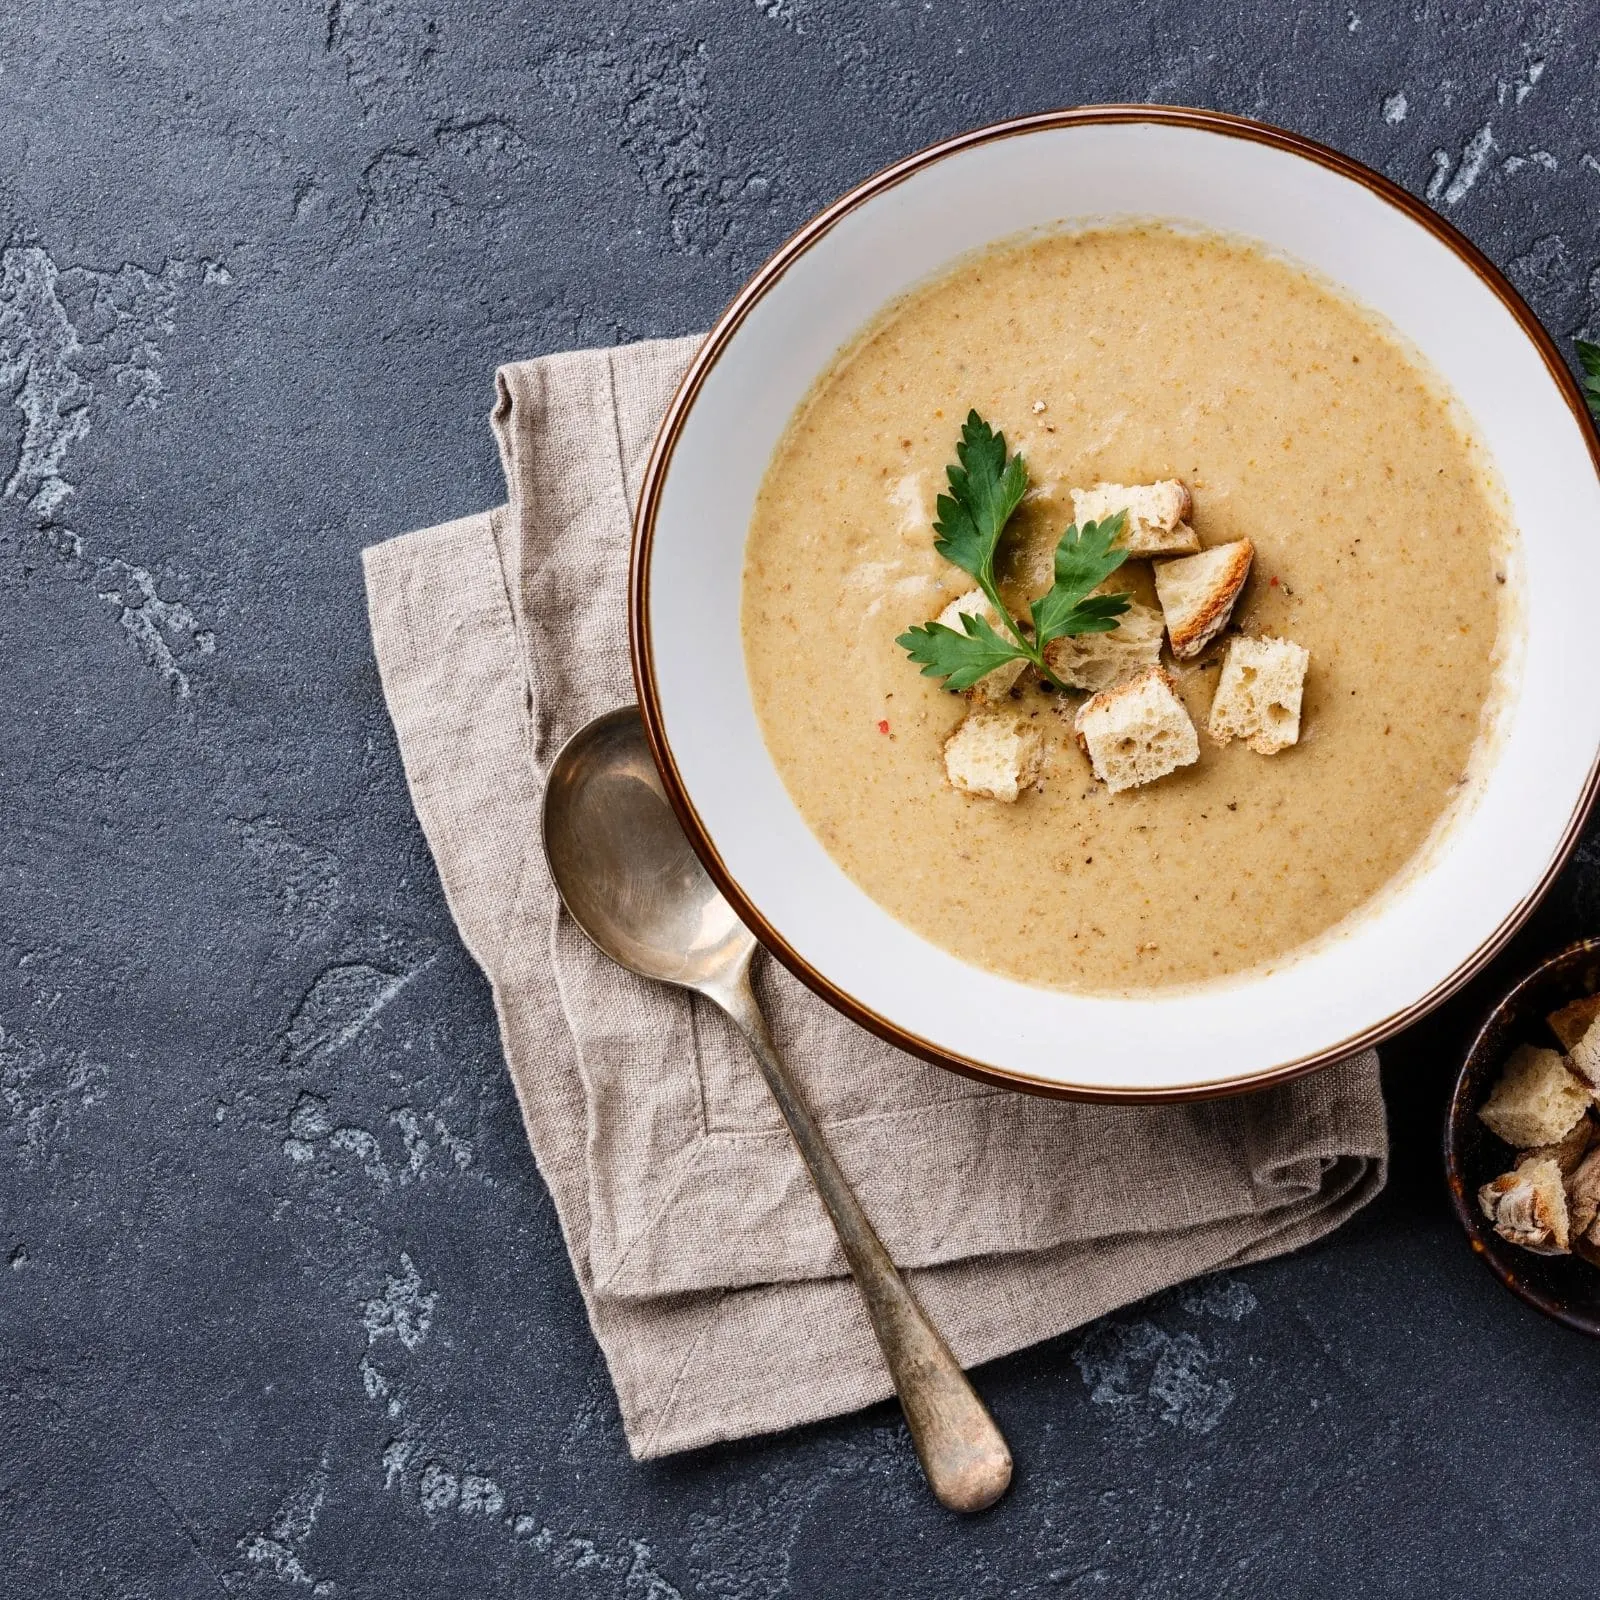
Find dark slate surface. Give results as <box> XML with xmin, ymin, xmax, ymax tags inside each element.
<box><xmin>4</xmin><ymin>2</ymin><xmax>1600</xmax><ymax>1594</ymax></box>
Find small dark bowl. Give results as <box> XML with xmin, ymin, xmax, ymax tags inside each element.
<box><xmin>1446</xmin><ymin>936</ymin><xmax>1600</xmax><ymax>1337</ymax></box>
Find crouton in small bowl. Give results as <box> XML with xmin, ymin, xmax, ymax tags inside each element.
<box><xmin>1446</xmin><ymin>938</ymin><xmax>1600</xmax><ymax>1337</ymax></box>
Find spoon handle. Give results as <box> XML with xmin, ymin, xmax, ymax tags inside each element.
<box><xmin>705</xmin><ymin>967</ymin><xmax>1013</xmax><ymax>1515</ymax></box>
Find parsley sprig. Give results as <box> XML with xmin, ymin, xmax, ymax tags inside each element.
<box><xmin>1578</xmin><ymin>339</ymin><xmax>1600</xmax><ymax>421</ymax></box>
<box><xmin>896</xmin><ymin>411</ymin><xmax>1130</xmax><ymax>693</ymax></box>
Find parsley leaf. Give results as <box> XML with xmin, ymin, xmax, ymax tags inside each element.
<box><xmin>897</xmin><ymin>609</ymin><xmax>1029</xmax><ymax>692</ymax></box>
<box><xmin>932</xmin><ymin>411</ymin><xmax>1031</xmax><ymax>593</ymax></box>
<box><xmin>1579</xmin><ymin>338</ymin><xmax>1600</xmax><ymax>422</ymax></box>
<box><xmin>1028</xmin><ymin>513</ymin><xmax>1131</xmax><ymax>644</ymax></box>
<box><xmin>898</xmin><ymin>411</ymin><xmax>1130</xmax><ymax>693</ymax></box>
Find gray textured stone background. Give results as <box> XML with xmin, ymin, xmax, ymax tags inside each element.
<box><xmin>4</xmin><ymin>1</ymin><xmax>1600</xmax><ymax>1595</ymax></box>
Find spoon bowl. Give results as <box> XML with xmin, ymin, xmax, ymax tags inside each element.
<box><xmin>542</xmin><ymin>706</ymin><xmax>754</xmax><ymax>988</ymax></box>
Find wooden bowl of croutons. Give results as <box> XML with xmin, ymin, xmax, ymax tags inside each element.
<box><xmin>1446</xmin><ymin>937</ymin><xmax>1600</xmax><ymax>1336</ymax></box>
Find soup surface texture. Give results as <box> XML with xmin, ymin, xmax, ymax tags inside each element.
<box><xmin>741</xmin><ymin>225</ymin><xmax>1512</xmax><ymax>993</ymax></box>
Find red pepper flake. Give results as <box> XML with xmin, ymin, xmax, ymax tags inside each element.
<box><xmin>877</xmin><ymin>719</ymin><xmax>890</xmax><ymax>735</ymax></box>
<box><xmin>1269</xmin><ymin>575</ymin><xmax>1280</xmax><ymax>587</ymax></box>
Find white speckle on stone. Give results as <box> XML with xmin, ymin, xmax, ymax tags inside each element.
<box><xmin>1425</xmin><ymin>148</ymin><xmax>1452</xmax><ymax>201</ymax></box>
<box><xmin>93</xmin><ymin>559</ymin><xmax>211</xmax><ymax>697</ymax></box>
<box><xmin>356</xmin><ymin>1292</ymin><xmax>689</xmax><ymax>1595</ymax></box>
<box><xmin>1072</xmin><ymin>1316</ymin><xmax>1237</xmax><ymax>1435</ymax></box>
<box><xmin>1381</xmin><ymin>91</ymin><xmax>1407</xmax><ymax>124</ymax></box>
<box><xmin>237</xmin><ymin>1458</ymin><xmax>333</xmax><ymax>1593</ymax></box>
<box><xmin>282</xmin><ymin>956</ymin><xmax>435</xmax><ymax>1065</ymax></box>
<box><xmin>1508</xmin><ymin>235</ymin><xmax>1575</xmax><ymax>309</ymax></box>
<box><xmin>458</xmin><ymin>1474</ymin><xmax>505</xmax><ymax>1518</ymax></box>
<box><xmin>238</xmin><ymin>820</ymin><xmax>346</xmax><ymax>941</ymax></box>
<box><xmin>362</xmin><ymin>1252</ymin><xmax>435</xmax><ymax>1351</ymax></box>
<box><xmin>330</xmin><ymin>1126</ymin><xmax>390</xmax><ymax>1185</ymax></box>
<box><xmin>752</xmin><ymin>0</ymin><xmax>799</xmax><ymax>30</ymax></box>
<box><xmin>419</xmin><ymin>1464</ymin><xmax>459</xmax><ymax>1516</ymax></box>
<box><xmin>1147</xmin><ymin>1330</ymin><xmax>1236</xmax><ymax>1433</ymax></box>
<box><xmin>1180</xmin><ymin>1273</ymin><xmax>1260</xmax><ymax>1322</ymax></box>
<box><xmin>0</xmin><ymin>247</ymin><xmax>216</xmax><ymax>690</ymax></box>
<box><xmin>288</xmin><ymin>1092</ymin><xmax>333</xmax><ymax>1140</ymax></box>
<box><xmin>1428</xmin><ymin>124</ymin><xmax>1495</xmax><ymax>206</ymax></box>
<box><xmin>434</xmin><ymin>1116</ymin><xmax>475</xmax><ymax>1172</ymax></box>
<box><xmin>1503</xmin><ymin>149</ymin><xmax>1557</xmax><ymax>176</ymax></box>
<box><xmin>282</xmin><ymin>1137</ymin><xmax>316</xmax><ymax>1163</ymax></box>
<box><xmin>0</xmin><ymin>246</ymin><xmax>175</xmax><ymax>513</ymax></box>
<box><xmin>393</xmin><ymin>1107</ymin><xmax>429</xmax><ymax>1178</ymax></box>
<box><xmin>375</xmin><ymin>1417</ymin><xmax>687</xmax><ymax>1597</ymax></box>
<box><xmin>1</xmin><ymin>1025</ymin><xmax>110</xmax><ymax>1169</ymax></box>
<box><xmin>381</xmin><ymin>1439</ymin><xmax>413</xmax><ymax>1490</ymax></box>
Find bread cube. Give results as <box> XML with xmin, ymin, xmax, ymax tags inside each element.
<box><xmin>942</xmin><ymin>710</ymin><xmax>1045</xmax><ymax>802</ymax></box>
<box><xmin>1045</xmin><ymin>599</ymin><xmax>1166</xmax><ymax>694</ymax></box>
<box><xmin>1153</xmin><ymin>539</ymin><xmax>1254</xmax><ymax>659</ymax></box>
<box><xmin>1070</xmin><ymin>481</ymin><xmax>1200</xmax><ymax>557</ymax></box>
<box><xmin>1478</xmin><ymin>1156</ymin><xmax>1571</xmax><ymax>1254</ymax></box>
<box><xmin>1567</xmin><ymin>1016</ymin><xmax>1600</xmax><ymax>1093</ymax></box>
<box><xmin>1548</xmin><ymin>993</ymin><xmax>1600</xmax><ymax>1051</ymax></box>
<box><xmin>1478</xmin><ymin>1043</ymin><xmax>1592</xmax><ymax>1148</ymax></box>
<box><xmin>1529</xmin><ymin>1114</ymin><xmax>1594</xmax><ymax>1175</ymax></box>
<box><xmin>1565</xmin><ymin>1145</ymin><xmax>1600</xmax><ymax>1240</ymax></box>
<box><xmin>1208</xmin><ymin>635</ymin><xmax>1310</xmax><ymax>755</ymax></box>
<box><xmin>1073</xmin><ymin>666</ymin><xmax>1199</xmax><ymax>794</ymax></box>
<box><xmin>935</xmin><ymin>589</ymin><xmax>1028</xmax><ymax>702</ymax></box>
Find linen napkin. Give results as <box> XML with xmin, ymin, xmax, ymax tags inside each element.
<box><xmin>361</xmin><ymin>335</ymin><xmax>1388</xmax><ymax>1460</ymax></box>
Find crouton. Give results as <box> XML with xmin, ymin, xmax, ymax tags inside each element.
<box><xmin>942</xmin><ymin>710</ymin><xmax>1045</xmax><ymax>802</ymax></box>
<box><xmin>934</xmin><ymin>590</ymin><xmax>1028</xmax><ymax>702</ymax></box>
<box><xmin>1478</xmin><ymin>1156</ymin><xmax>1571</xmax><ymax>1254</ymax></box>
<box><xmin>1565</xmin><ymin>1144</ymin><xmax>1600</xmax><ymax>1240</ymax></box>
<box><xmin>1073</xmin><ymin>666</ymin><xmax>1199</xmax><ymax>794</ymax></box>
<box><xmin>1548</xmin><ymin>993</ymin><xmax>1600</xmax><ymax>1052</ymax></box>
<box><xmin>1566</xmin><ymin>1016</ymin><xmax>1600</xmax><ymax>1094</ymax></box>
<box><xmin>1044</xmin><ymin>600</ymin><xmax>1166</xmax><ymax>693</ymax></box>
<box><xmin>1208</xmin><ymin>635</ymin><xmax>1310</xmax><ymax>755</ymax></box>
<box><xmin>1529</xmin><ymin>1114</ymin><xmax>1594</xmax><ymax>1175</ymax></box>
<box><xmin>1070</xmin><ymin>481</ymin><xmax>1200</xmax><ymax>557</ymax></box>
<box><xmin>1478</xmin><ymin>1044</ymin><xmax>1593</xmax><ymax>1148</ymax></box>
<box><xmin>1153</xmin><ymin>539</ymin><xmax>1254</xmax><ymax>659</ymax></box>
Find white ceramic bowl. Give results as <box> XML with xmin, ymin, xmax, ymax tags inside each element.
<box><xmin>631</xmin><ymin>106</ymin><xmax>1600</xmax><ymax>1101</ymax></box>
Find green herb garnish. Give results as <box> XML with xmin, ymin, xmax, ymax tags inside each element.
<box><xmin>896</xmin><ymin>410</ymin><xmax>1130</xmax><ymax>693</ymax></box>
<box><xmin>1578</xmin><ymin>338</ymin><xmax>1600</xmax><ymax>421</ymax></box>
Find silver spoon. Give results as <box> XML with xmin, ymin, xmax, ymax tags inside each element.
<box><xmin>541</xmin><ymin>705</ymin><xmax>1013</xmax><ymax>1513</ymax></box>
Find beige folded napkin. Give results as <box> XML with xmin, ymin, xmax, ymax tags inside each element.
<box><xmin>361</xmin><ymin>335</ymin><xmax>1388</xmax><ymax>1460</ymax></box>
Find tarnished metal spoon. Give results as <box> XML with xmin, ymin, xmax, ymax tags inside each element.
<box><xmin>541</xmin><ymin>705</ymin><xmax>1013</xmax><ymax>1514</ymax></box>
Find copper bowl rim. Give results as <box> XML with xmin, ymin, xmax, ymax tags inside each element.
<box><xmin>1444</xmin><ymin>936</ymin><xmax>1600</xmax><ymax>1338</ymax></box>
<box><xmin>629</xmin><ymin>103</ymin><xmax>1600</xmax><ymax>1104</ymax></box>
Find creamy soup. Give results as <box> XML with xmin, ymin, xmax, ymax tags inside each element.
<box><xmin>741</xmin><ymin>225</ymin><xmax>1513</xmax><ymax>993</ymax></box>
